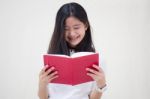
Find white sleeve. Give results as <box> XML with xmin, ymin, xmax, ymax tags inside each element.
<box><xmin>91</xmin><ymin>50</ymin><xmax>107</xmax><ymax>90</ymax></box>
<box><xmin>97</xmin><ymin>50</ymin><xmax>107</xmax><ymax>73</ymax></box>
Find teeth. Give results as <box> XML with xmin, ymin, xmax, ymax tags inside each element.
<box><xmin>68</xmin><ymin>36</ymin><xmax>79</xmax><ymax>42</ymax></box>
<box><xmin>70</xmin><ymin>39</ymin><xmax>76</xmax><ymax>41</ymax></box>
<box><xmin>69</xmin><ymin>37</ymin><xmax>76</xmax><ymax>41</ymax></box>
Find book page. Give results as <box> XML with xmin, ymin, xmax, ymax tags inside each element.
<box><xmin>44</xmin><ymin>54</ymin><xmax>70</xmax><ymax>58</ymax></box>
<box><xmin>71</xmin><ymin>52</ymin><xmax>97</xmax><ymax>58</ymax></box>
<box><xmin>44</xmin><ymin>52</ymin><xmax>98</xmax><ymax>58</ymax></box>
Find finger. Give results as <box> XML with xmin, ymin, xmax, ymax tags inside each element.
<box><xmin>48</xmin><ymin>71</ymin><xmax>58</xmax><ymax>79</ymax></box>
<box><xmin>86</xmin><ymin>72</ymin><xmax>95</xmax><ymax>79</ymax></box>
<box><xmin>93</xmin><ymin>65</ymin><xmax>104</xmax><ymax>73</ymax></box>
<box><xmin>39</xmin><ymin>65</ymin><xmax>48</xmax><ymax>76</ymax></box>
<box><xmin>49</xmin><ymin>75</ymin><xmax>59</xmax><ymax>81</ymax></box>
<box><xmin>86</xmin><ymin>68</ymin><xmax>99</xmax><ymax>75</ymax></box>
<box><xmin>43</xmin><ymin>65</ymin><xmax>49</xmax><ymax>72</ymax></box>
<box><xmin>44</xmin><ymin>67</ymin><xmax>55</xmax><ymax>76</ymax></box>
<box><xmin>39</xmin><ymin>70</ymin><xmax>43</xmax><ymax>76</ymax></box>
<box><xmin>92</xmin><ymin>64</ymin><xmax>100</xmax><ymax>71</ymax></box>
<box><xmin>98</xmin><ymin>66</ymin><xmax>104</xmax><ymax>73</ymax></box>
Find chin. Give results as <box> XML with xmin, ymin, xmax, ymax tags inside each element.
<box><xmin>67</xmin><ymin>40</ymin><xmax>81</xmax><ymax>48</ymax></box>
<box><xmin>69</xmin><ymin>43</ymin><xmax>79</xmax><ymax>48</ymax></box>
<box><xmin>69</xmin><ymin>45</ymin><xmax>76</xmax><ymax>48</ymax></box>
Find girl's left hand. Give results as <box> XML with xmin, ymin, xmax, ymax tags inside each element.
<box><xmin>86</xmin><ymin>64</ymin><xmax>106</xmax><ymax>88</ymax></box>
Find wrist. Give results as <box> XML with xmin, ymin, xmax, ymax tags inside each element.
<box><xmin>95</xmin><ymin>84</ymin><xmax>107</xmax><ymax>93</ymax></box>
<box><xmin>39</xmin><ymin>83</ymin><xmax>48</xmax><ymax>90</ymax></box>
<box><xmin>99</xmin><ymin>84</ymin><xmax>107</xmax><ymax>89</ymax></box>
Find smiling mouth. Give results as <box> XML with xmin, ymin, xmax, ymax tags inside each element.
<box><xmin>68</xmin><ymin>36</ymin><xmax>80</xmax><ymax>41</ymax></box>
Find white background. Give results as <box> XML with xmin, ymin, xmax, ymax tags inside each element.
<box><xmin>0</xmin><ymin>0</ymin><xmax>150</xmax><ymax>99</ymax></box>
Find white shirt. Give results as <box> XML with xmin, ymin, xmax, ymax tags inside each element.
<box><xmin>47</xmin><ymin>51</ymin><xmax>106</xmax><ymax>99</ymax></box>
<box><xmin>48</xmin><ymin>81</ymin><xmax>97</xmax><ymax>99</ymax></box>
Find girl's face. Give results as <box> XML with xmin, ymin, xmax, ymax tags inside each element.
<box><xmin>64</xmin><ymin>16</ymin><xmax>87</xmax><ymax>48</ymax></box>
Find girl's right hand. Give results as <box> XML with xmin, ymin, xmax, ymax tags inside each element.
<box><xmin>39</xmin><ymin>65</ymin><xmax>59</xmax><ymax>87</ymax></box>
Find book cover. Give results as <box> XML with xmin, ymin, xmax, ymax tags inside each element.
<box><xmin>43</xmin><ymin>52</ymin><xmax>99</xmax><ymax>85</ymax></box>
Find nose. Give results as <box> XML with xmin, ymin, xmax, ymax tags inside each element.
<box><xmin>68</xmin><ymin>29</ymin><xmax>76</xmax><ymax>37</ymax></box>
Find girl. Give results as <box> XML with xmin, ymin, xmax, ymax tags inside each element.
<box><xmin>38</xmin><ymin>2</ymin><xmax>106</xmax><ymax>99</ymax></box>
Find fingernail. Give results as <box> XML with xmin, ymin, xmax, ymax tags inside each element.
<box><xmin>93</xmin><ymin>64</ymin><xmax>95</xmax><ymax>66</ymax></box>
<box><xmin>45</xmin><ymin>65</ymin><xmax>49</xmax><ymax>67</ymax></box>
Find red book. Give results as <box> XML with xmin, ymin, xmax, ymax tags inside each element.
<box><xmin>43</xmin><ymin>52</ymin><xmax>99</xmax><ymax>85</ymax></box>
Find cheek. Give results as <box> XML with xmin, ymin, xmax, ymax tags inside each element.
<box><xmin>64</xmin><ymin>33</ymin><xmax>69</xmax><ymax>41</ymax></box>
<box><xmin>80</xmin><ymin>30</ymin><xmax>86</xmax><ymax>38</ymax></box>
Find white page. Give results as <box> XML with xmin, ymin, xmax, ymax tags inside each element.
<box><xmin>71</xmin><ymin>52</ymin><xmax>97</xmax><ymax>58</ymax></box>
<box><xmin>44</xmin><ymin>52</ymin><xmax>98</xmax><ymax>58</ymax></box>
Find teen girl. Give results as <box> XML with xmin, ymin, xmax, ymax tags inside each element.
<box><xmin>38</xmin><ymin>2</ymin><xmax>106</xmax><ymax>99</ymax></box>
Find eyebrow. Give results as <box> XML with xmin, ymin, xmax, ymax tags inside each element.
<box><xmin>73</xmin><ymin>24</ymin><xmax>81</xmax><ymax>26</ymax></box>
<box><xmin>65</xmin><ymin>24</ymin><xmax>81</xmax><ymax>27</ymax></box>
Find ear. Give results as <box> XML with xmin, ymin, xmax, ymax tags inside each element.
<box><xmin>84</xmin><ymin>23</ymin><xmax>88</xmax><ymax>31</ymax></box>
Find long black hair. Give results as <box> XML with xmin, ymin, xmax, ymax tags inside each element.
<box><xmin>47</xmin><ymin>2</ymin><xmax>95</xmax><ymax>55</ymax></box>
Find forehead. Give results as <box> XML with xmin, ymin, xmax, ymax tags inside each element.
<box><xmin>65</xmin><ymin>16</ymin><xmax>83</xmax><ymax>26</ymax></box>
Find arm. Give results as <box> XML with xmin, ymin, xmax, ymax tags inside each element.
<box><xmin>38</xmin><ymin>66</ymin><xmax>58</xmax><ymax>99</ymax></box>
<box><xmin>86</xmin><ymin>65</ymin><xmax>106</xmax><ymax>99</ymax></box>
<box><xmin>89</xmin><ymin>90</ymin><xmax>103</xmax><ymax>99</ymax></box>
<box><xmin>38</xmin><ymin>85</ymin><xmax>49</xmax><ymax>99</ymax></box>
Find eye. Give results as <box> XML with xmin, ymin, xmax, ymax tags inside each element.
<box><xmin>74</xmin><ymin>27</ymin><xmax>80</xmax><ymax>30</ymax></box>
<box><xmin>64</xmin><ymin>27</ymin><xmax>69</xmax><ymax>31</ymax></box>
